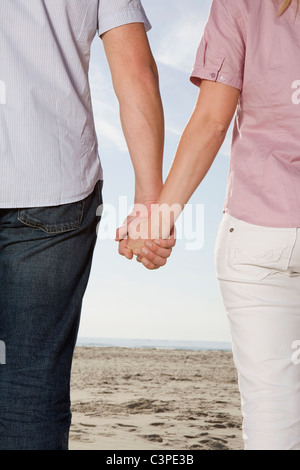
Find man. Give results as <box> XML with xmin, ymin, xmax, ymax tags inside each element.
<box><xmin>0</xmin><ymin>0</ymin><xmax>174</xmax><ymax>450</ymax></box>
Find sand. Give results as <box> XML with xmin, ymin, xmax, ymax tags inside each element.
<box><xmin>69</xmin><ymin>347</ymin><xmax>243</xmax><ymax>451</ymax></box>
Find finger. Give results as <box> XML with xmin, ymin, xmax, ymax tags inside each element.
<box><xmin>141</xmin><ymin>257</ymin><xmax>160</xmax><ymax>271</ymax></box>
<box><xmin>153</xmin><ymin>235</ymin><xmax>176</xmax><ymax>249</ymax></box>
<box><xmin>140</xmin><ymin>247</ymin><xmax>168</xmax><ymax>268</ymax></box>
<box><xmin>115</xmin><ymin>225</ymin><xmax>128</xmax><ymax>242</ymax></box>
<box><xmin>116</xmin><ymin>213</ymin><xmax>140</xmax><ymax>242</ymax></box>
<box><xmin>143</xmin><ymin>241</ymin><xmax>172</xmax><ymax>259</ymax></box>
<box><xmin>118</xmin><ymin>240</ymin><xmax>133</xmax><ymax>260</ymax></box>
<box><xmin>121</xmin><ymin>249</ymin><xmax>134</xmax><ymax>260</ymax></box>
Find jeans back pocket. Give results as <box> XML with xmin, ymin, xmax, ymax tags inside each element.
<box><xmin>18</xmin><ymin>199</ymin><xmax>85</xmax><ymax>234</ymax></box>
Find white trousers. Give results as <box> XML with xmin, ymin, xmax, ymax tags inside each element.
<box><xmin>215</xmin><ymin>213</ymin><xmax>300</xmax><ymax>450</ymax></box>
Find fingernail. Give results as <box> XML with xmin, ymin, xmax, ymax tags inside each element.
<box><xmin>143</xmin><ymin>258</ymin><xmax>149</xmax><ymax>266</ymax></box>
<box><xmin>146</xmin><ymin>242</ymin><xmax>152</xmax><ymax>249</ymax></box>
<box><xmin>154</xmin><ymin>240</ymin><xmax>161</xmax><ymax>245</ymax></box>
<box><xmin>142</xmin><ymin>248</ymin><xmax>148</xmax><ymax>255</ymax></box>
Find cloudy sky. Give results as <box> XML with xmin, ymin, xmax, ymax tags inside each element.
<box><xmin>77</xmin><ymin>0</ymin><xmax>234</xmax><ymax>344</ymax></box>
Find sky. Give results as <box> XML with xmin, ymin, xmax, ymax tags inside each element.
<box><xmin>77</xmin><ymin>0</ymin><xmax>234</xmax><ymax>343</ymax></box>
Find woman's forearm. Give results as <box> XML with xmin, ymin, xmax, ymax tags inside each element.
<box><xmin>148</xmin><ymin>81</ymin><xmax>240</xmax><ymax>240</ymax></box>
<box><xmin>159</xmin><ymin>117</ymin><xmax>226</xmax><ymax>208</ymax></box>
<box><xmin>148</xmin><ymin>115</ymin><xmax>227</xmax><ymax>239</ymax></box>
<box><xmin>127</xmin><ymin>81</ymin><xmax>240</xmax><ymax>245</ymax></box>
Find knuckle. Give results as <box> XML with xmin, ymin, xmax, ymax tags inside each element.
<box><xmin>147</xmin><ymin>251</ymin><xmax>155</xmax><ymax>261</ymax></box>
<box><xmin>156</xmin><ymin>257</ymin><xmax>167</xmax><ymax>267</ymax></box>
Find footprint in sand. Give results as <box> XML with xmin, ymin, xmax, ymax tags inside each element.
<box><xmin>141</xmin><ymin>434</ymin><xmax>164</xmax><ymax>443</ymax></box>
<box><xmin>116</xmin><ymin>423</ymin><xmax>138</xmax><ymax>429</ymax></box>
<box><xmin>199</xmin><ymin>437</ymin><xmax>229</xmax><ymax>450</ymax></box>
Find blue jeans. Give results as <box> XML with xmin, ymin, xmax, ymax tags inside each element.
<box><xmin>0</xmin><ymin>181</ymin><xmax>103</xmax><ymax>450</ymax></box>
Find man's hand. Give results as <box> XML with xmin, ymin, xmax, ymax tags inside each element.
<box><xmin>115</xmin><ymin>202</ymin><xmax>150</xmax><ymax>261</ymax></box>
<box><xmin>103</xmin><ymin>23</ymin><xmax>171</xmax><ymax>269</ymax></box>
<box><xmin>116</xmin><ymin>211</ymin><xmax>176</xmax><ymax>270</ymax></box>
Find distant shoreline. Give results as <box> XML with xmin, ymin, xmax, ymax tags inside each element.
<box><xmin>76</xmin><ymin>337</ymin><xmax>232</xmax><ymax>352</ymax></box>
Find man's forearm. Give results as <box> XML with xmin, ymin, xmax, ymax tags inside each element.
<box><xmin>102</xmin><ymin>24</ymin><xmax>164</xmax><ymax>205</ymax></box>
<box><xmin>117</xmin><ymin>64</ymin><xmax>164</xmax><ymax>205</ymax></box>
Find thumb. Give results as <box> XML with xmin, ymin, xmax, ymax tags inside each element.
<box><xmin>115</xmin><ymin>224</ymin><xmax>128</xmax><ymax>242</ymax></box>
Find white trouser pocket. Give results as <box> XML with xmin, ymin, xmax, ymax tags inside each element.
<box><xmin>215</xmin><ymin>213</ymin><xmax>297</xmax><ymax>282</ymax></box>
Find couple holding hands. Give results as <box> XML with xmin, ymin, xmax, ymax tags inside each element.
<box><xmin>1</xmin><ymin>0</ymin><xmax>300</xmax><ymax>451</ymax></box>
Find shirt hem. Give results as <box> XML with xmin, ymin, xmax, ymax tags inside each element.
<box><xmin>223</xmin><ymin>208</ymin><xmax>300</xmax><ymax>229</ymax></box>
<box><xmin>98</xmin><ymin>9</ymin><xmax>152</xmax><ymax>37</ymax></box>
<box><xmin>190</xmin><ymin>66</ymin><xmax>243</xmax><ymax>91</ymax></box>
<box><xmin>0</xmin><ymin>178</ymin><xmax>104</xmax><ymax>209</ymax></box>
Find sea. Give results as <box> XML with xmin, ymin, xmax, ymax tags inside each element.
<box><xmin>76</xmin><ymin>337</ymin><xmax>232</xmax><ymax>352</ymax></box>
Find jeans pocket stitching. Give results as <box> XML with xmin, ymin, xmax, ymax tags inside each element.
<box><xmin>17</xmin><ymin>200</ymin><xmax>85</xmax><ymax>234</ymax></box>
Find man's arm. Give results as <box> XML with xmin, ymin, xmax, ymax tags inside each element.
<box><xmin>102</xmin><ymin>23</ymin><xmax>164</xmax><ymax>205</ymax></box>
<box><xmin>102</xmin><ymin>23</ymin><xmax>175</xmax><ymax>264</ymax></box>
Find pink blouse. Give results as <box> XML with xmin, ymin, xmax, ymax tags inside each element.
<box><xmin>191</xmin><ymin>0</ymin><xmax>300</xmax><ymax>228</ymax></box>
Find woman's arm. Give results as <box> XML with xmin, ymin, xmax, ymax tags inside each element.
<box><xmin>128</xmin><ymin>80</ymin><xmax>240</xmax><ymax>268</ymax></box>
<box><xmin>156</xmin><ymin>80</ymin><xmax>240</xmax><ymax>215</ymax></box>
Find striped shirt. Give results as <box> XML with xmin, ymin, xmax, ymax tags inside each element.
<box><xmin>0</xmin><ymin>0</ymin><xmax>151</xmax><ymax>208</ymax></box>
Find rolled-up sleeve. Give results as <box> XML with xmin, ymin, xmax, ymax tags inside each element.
<box><xmin>191</xmin><ymin>0</ymin><xmax>246</xmax><ymax>91</ymax></box>
<box><xmin>98</xmin><ymin>0</ymin><xmax>151</xmax><ymax>37</ymax></box>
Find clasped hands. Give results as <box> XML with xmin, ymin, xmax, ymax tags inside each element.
<box><xmin>115</xmin><ymin>204</ymin><xmax>176</xmax><ymax>270</ymax></box>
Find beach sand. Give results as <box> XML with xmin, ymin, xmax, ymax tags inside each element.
<box><xmin>70</xmin><ymin>347</ymin><xmax>243</xmax><ymax>451</ymax></box>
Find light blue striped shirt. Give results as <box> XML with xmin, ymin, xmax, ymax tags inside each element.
<box><xmin>0</xmin><ymin>0</ymin><xmax>151</xmax><ymax>208</ymax></box>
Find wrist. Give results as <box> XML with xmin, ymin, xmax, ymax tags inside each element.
<box><xmin>134</xmin><ymin>182</ymin><xmax>163</xmax><ymax>207</ymax></box>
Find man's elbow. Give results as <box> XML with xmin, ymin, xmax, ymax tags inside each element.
<box><xmin>113</xmin><ymin>59</ymin><xmax>160</xmax><ymax>102</ymax></box>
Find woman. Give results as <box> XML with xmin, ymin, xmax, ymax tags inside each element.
<box><xmin>127</xmin><ymin>0</ymin><xmax>300</xmax><ymax>450</ymax></box>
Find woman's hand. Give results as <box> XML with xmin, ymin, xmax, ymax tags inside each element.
<box><xmin>116</xmin><ymin>210</ymin><xmax>176</xmax><ymax>270</ymax></box>
<box><xmin>135</xmin><ymin>229</ymin><xmax>176</xmax><ymax>270</ymax></box>
<box><xmin>127</xmin><ymin>216</ymin><xmax>176</xmax><ymax>270</ymax></box>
